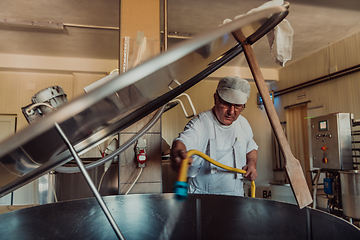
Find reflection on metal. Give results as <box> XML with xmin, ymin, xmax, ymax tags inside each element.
<box><xmin>0</xmin><ymin>6</ymin><xmax>287</xmax><ymax>200</ymax></box>
<box><xmin>54</xmin><ymin>123</ymin><xmax>124</xmax><ymax>240</ymax></box>
<box><xmin>0</xmin><ymin>194</ymin><xmax>359</xmax><ymax>239</ymax></box>
<box><xmin>38</xmin><ymin>173</ymin><xmax>50</xmax><ymax>204</ymax></box>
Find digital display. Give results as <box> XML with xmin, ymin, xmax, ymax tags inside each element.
<box><xmin>319</xmin><ymin>120</ymin><xmax>328</xmax><ymax>131</ymax></box>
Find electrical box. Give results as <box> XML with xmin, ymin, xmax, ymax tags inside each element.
<box><xmin>323</xmin><ymin>178</ymin><xmax>334</xmax><ymax>195</ymax></box>
<box><xmin>310</xmin><ymin>113</ymin><xmax>352</xmax><ymax>170</ymax></box>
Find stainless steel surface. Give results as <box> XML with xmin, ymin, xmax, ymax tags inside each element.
<box><xmin>38</xmin><ymin>173</ymin><xmax>53</xmax><ymax>204</ymax></box>
<box><xmin>340</xmin><ymin>170</ymin><xmax>360</xmax><ymax>219</ymax></box>
<box><xmin>55</xmin><ymin>161</ymin><xmax>119</xmax><ymax>200</ymax></box>
<box><xmin>311</xmin><ymin>113</ymin><xmax>353</xmax><ymax>170</ymax></box>
<box><xmin>54</xmin><ymin>123</ymin><xmax>124</xmax><ymax>239</ymax></box>
<box><xmin>0</xmin><ymin>194</ymin><xmax>359</xmax><ymax>239</ymax></box>
<box><xmin>0</xmin><ymin>6</ymin><xmax>288</xmax><ymax>198</ymax></box>
<box><xmin>270</xmin><ymin>180</ymin><xmax>297</xmax><ymax>205</ymax></box>
<box><xmin>54</xmin><ymin>105</ymin><xmax>165</xmax><ymax>174</ymax></box>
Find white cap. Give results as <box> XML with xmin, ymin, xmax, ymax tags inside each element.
<box><xmin>216</xmin><ymin>76</ymin><xmax>251</xmax><ymax>104</ymax></box>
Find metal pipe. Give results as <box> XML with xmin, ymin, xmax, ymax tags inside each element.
<box><xmin>312</xmin><ymin>169</ymin><xmax>321</xmax><ymax>209</ymax></box>
<box><xmin>54</xmin><ymin>123</ymin><xmax>125</xmax><ymax>240</ymax></box>
<box><xmin>274</xmin><ymin>64</ymin><xmax>360</xmax><ymax>97</ymax></box>
<box><xmin>168</xmin><ymin>34</ymin><xmax>192</xmax><ymax>39</ymax></box>
<box><xmin>63</xmin><ymin>23</ymin><xmax>118</xmax><ymax>30</ymax></box>
<box><xmin>118</xmin><ymin>0</ymin><xmax>122</xmax><ymax>193</ymax></box>
<box><xmin>284</xmin><ymin>100</ymin><xmax>311</xmax><ymax>110</ymax></box>
<box><xmin>163</xmin><ymin>0</ymin><xmax>168</xmax><ymax>51</ymax></box>
<box><xmin>118</xmin><ymin>0</ymin><xmax>122</xmax><ymax>73</ymax></box>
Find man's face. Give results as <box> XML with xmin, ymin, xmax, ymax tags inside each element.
<box><xmin>213</xmin><ymin>93</ymin><xmax>245</xmax><ymax>126</ymax></box>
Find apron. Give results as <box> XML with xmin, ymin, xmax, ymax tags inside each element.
<box><xmin>188</xmin><ymin>122</ymin><xmax>247</xmax><ymax>196</ymax></box>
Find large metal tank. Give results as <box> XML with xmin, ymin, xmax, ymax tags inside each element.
<box><xmin>0</xmin><ymin>6</ymin><xmax>289</xmax><ymax>199</ymax></box>
<box><xmin>2</xmin><ymin>5</ymin><xmax>352</xmax><ymax>240</ymax></box>
<box><xmin>340</xmin><ymin>170</ymin><xmax>360</xmax><ymax>219</ymax></box>
<box><xmin>0</xmin><ymin>194</ymin><xmax>359</xmax><ymax>240</ymax></box>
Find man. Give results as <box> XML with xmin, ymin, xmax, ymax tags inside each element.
<box><xmin>170</xmin><ymin>76</ymin><xmax>258</xmax><ymax>196</ymax></box>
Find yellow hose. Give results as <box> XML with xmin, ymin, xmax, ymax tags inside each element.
<box><xmin>177</xmin><ymin>149</ymin><xmax>255</xmax><ymax>198</ymax></box>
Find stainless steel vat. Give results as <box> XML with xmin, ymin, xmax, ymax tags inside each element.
<box><xmin>0</xmin><ymin>194</ymin><xmax>359</xmax><ymax>240</ymax></box>
<box><xmin>340</xmin><ymin>170</ymin><xmax>360</xmax><ymax>219</ymax></box>
<box><xmin>0</xmin><ymin>5</ymin><xmax>339</xmax><ymax>239</ymax></box>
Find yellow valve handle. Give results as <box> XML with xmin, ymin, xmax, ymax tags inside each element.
<box><xmin>176</xmin><ymin>149</ymin><xmax>255</xmax><ymax>198</ymax></box>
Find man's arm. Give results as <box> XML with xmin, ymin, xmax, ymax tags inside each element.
<box><xmin>170</xmin><ymin>140</ymin><xmax>191</xmax><ymax>172</ymax></box>
<box><xmin>242</xmin><ymin>149</ymin><xmax>257</xmax><ymax>181</ymax></box>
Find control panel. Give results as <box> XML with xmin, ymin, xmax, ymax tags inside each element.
<box><xmin>310</xmin><ymin>113</ymin><xmax>352</xmax><ymax>170</ymax></box>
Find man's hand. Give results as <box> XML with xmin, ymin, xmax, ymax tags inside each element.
<box><xmin>243</xmin><ymin>164</ymin><xmax>257</xmax><ymax>181</ymax></box>
<box><xmin>170</xmin><ymin>140</ymin><xmax>192</xmax><ymax>172</ymax></box>
<box><xmin>243</xmin><ymin>149</ymin><xmax>257</xmax><ymax>181</ymax></box>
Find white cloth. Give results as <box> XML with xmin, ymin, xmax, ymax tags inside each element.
<box><xmin>255</xmin><ymin>0</ymin><xmax>293</xmax><ymax>67</ymax></box>
<box><xmin>175</xmin><ymin>110</ymin><xmax>258</xmax><ymax>196</ymax></box>
<box><xmin>223</xmin><ymin>0</ymin><xmax>294</xmax><ymax>67</ymax></box>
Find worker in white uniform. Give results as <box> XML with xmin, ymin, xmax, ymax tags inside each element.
<box><xmin>170</xmin><ymin>76</ymin><xmax>258</xmax><ymax>196</ymax></box>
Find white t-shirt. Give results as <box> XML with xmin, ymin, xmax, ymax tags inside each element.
<box><xmin>175</xmin><ymin>109</ymin><xmax>258</xmax><ymax>196</ymax></box>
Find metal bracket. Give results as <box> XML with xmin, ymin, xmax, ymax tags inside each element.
<box><xmin>168</xmin><ymin>79</ymin><xmax>181</xmax><ymax>90</ymax></box>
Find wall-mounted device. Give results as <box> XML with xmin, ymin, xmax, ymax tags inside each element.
<box><xmin>310</xmin><ymin>113</ymin><xmax>352</xmax><ymax>170</ymax></box>
<box><xmin>21</xmin><ymin>86</ymin><xmax>68</xmax><ymax>124</ymax></box>
<box><xmin>257</xmin><ymin>91</ymin><xmax>274</xmax><ymax>106</ymax></box>
<box><xmin>136</xmin><ymin>137</ymin><xmax>148</xmax><ymax>167</ymax></box>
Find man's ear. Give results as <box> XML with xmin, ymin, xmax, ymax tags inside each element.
<box><xmin>213</xmin><ymin>93</ymin><xmax>217</xmax><ymax>104</ymax></box>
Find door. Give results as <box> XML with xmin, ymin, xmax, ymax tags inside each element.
<box><xmin>0</xmin><ymin>115</ymin><xmax>16</xmax><ymax>142</ymax></box>
<box><xmin>0</xmin><ymin>115</ymin><xmax>16</xmax><ymax>205</ymax></box>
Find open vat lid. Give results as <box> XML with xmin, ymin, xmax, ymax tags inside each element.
<box><xmin>0</xmin><ymin>6</ymin><xmax>288</xmax><ymax>197</ymax></box>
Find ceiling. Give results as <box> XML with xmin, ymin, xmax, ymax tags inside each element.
<box><xmin>0</xmin><ymin>0</ymin><xmax>359</xmax><ymax>70</ymax></box>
